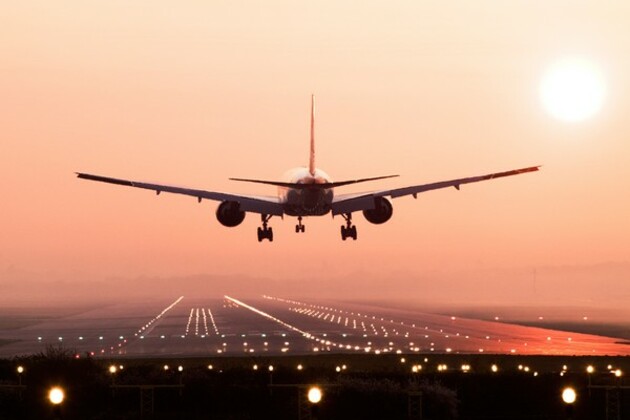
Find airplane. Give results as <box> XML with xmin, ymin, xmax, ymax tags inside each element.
<box><xmin>77</xmin><ymin>96</ymin><xmax>539</xmax><ymax>242</ymax></box>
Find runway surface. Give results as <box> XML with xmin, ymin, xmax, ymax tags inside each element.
<box><xmin>0</xmin><ymin>295</ymin><xmax>628</xmax><ymax>358</ymax></box>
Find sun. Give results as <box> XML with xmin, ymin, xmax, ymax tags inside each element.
<box><xmin>540</xmin><ymin>58</ymin><xmax>606</xmax><ymax>122</ymax></box>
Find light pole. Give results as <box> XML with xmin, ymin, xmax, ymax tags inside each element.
<box><xmin>561</xmin><ymin>386</ymin><xmax>577</xmax><ymax>420</ymax></box>
<box><xmin>48</xmin><ymin>386</ymin><xmax>65</xmax><ymax>419</ymax></box>
<box><xmin>178</xmin><ymin>365</ymin><xmax>184</xmax><ymax>396</ymax></box>
<box><xmin>109</xmin><ymin>365</ymin><xmax>117</xmax><ymax>385</ymax></box>
<box><xmin>16</xmin><ymin>366</ymin><xmax>24</xmax><ymax>386</ymax></box>
<box><xmin>306</xmin><ymin>386</ymin><xmax>322</xmax><ymax>420</ymax></box>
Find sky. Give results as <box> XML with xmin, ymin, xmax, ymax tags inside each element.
<box><xmin>1</xmin><ymin>2</ymin><xmax>629</xmax><ymax>307</ymax></box>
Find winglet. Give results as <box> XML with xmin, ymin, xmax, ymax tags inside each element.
<box><xmin>309</xmin><ymin>94</ymin><xmax>316</xmax><ymax>176</ymax></box>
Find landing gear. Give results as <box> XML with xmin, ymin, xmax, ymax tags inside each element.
<box><xmin>340</xmin><ymin>213</ymin><xmax>357</xmax><ymax>241</ymax></box>
<box><xmin>295</xmin><ymin>216</ymin><xmax>305</xmax><ymax>233</ymax></box>
<box><xmin>257</xmin><ymin>214</ymin><xmax>273</xmax><ymax>242</ymax></box>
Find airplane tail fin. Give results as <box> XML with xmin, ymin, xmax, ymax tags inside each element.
<box><xmin>230</xmin><ymin>96</ymin><xmax>400</xmax><ymax>188</ymax></box>
<box><xmin>309</xmin><ymin>94</ymin><xmax>316</xmax><ymax>176</ymax></box>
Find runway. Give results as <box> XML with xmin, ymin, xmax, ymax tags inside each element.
<box><xmin>0</xmin><ymin>295</ymin><xmax>627</xmax><ymax>358</ymax></box>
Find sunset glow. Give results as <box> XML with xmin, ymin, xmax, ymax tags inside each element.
<box><xmin>0</xmin><ymin>2</ymin><xmax>629</xmax><ymax>325</ymax></box>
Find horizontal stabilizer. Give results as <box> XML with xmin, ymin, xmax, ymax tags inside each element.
<box><xmin>229</xmin><ymin>174</ymin><xmax>399</xmax><ymax>189</ymax></box>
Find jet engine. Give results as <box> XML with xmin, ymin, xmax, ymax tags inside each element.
<box><xmin>216</xmin><ymin>201</ymin><xmax>246</xmax><ymax>227</ymax></box>
<box><xmin>362</xmin><ymin>197</ymin><xmax>393</xmax><ymax>224</ymax></box>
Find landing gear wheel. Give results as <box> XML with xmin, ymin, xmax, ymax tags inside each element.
<box><xmin>257</xmin><ymin>214</ymin><xmax>274</xmax><ymax>242</ymax></box>
<box><xmin>295</xmin><ymin>217</ymin><xmax>305</xmax><ymax>233</ymax></box>
<box><xmin>340</xmin><ymin>213</ymin><xmax>357</xmax><ymax>241</ymax></box>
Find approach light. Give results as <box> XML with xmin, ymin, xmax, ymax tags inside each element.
<box><xmin>562</xmin><ymin>387</ymin><xmax>577</xmax><ymax>404</ymax></box>
<box><xmin>178</xmin><ymin>365</ymin><xmax>183</xmax><ymax>372</ymax></box>
<box><xmin>307</xmin><ymin>386</ymin><xmax>322</xmax><ymax>404</ymax></box>
<box><xmin>17</xmin><ymin>366</ymin><xmax>24</xmax><ymax>374</ymax></box>
<box><xmin>109</xmin><ymin>365</ymin><xmax>117</xmax><ymax>374</ymax></box>
<box><xmin>614</xmin><ymin>369</ymin><xmax>622</xmax><ymax>377</ymax></box>
<box><xmin>491</xmin><ymin>364</ymin><xmax>498</xmax><ymax>373</ymax></box>
<box><xmin>587</xmin><ymin>365</ymin><xmax>595</xmax><ymax>374</ymax></box>
<box><xmin>48</xmin><ymin>387</ymin><xmax>65</xmax><ymax>405</ymax></box>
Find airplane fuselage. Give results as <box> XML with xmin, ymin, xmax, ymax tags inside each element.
<box><xmin>279</xmin><ymin>167</ymin><xmax>334</xmax><ymax>216</ymax></box>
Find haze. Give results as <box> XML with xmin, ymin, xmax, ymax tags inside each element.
<box><xmin>1</xmin><ymin>2</ymin><xmax>629</xmax><ymax>314</ymax></box>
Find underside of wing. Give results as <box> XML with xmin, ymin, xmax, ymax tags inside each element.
<box><xmin>331</xmin><ymin>166</ymin><xmax>540</xmax><ymax>215</ymax></box>
<box><xmin>76</xmin><ymin>173</ymin><xmax>284</xmax><ymax>216</ymax></box>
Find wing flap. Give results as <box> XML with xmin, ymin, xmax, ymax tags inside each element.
<box><xmin>331</xmin><ymin>195</ymin><xmax>377</xmax><ymax>215</ymax></box>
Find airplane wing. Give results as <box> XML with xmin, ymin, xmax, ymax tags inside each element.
<box><xmin>76</xmin><ymin>173</ymin><xmax>284</xmax><ymax>216</ymax></box>
<box><xmin>331</xmin><ymin>166</ymin><xmax>540</xmax><ymax>215</ymax></box>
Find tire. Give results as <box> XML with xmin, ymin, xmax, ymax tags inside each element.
<box><xmin>268</xmin><ymin>228</ymin><xmax>274</xmax><ymax>242</ymax></box>
<box><xmin>257</xmin><ymin>227</ymin><xmax>263</xmax><ymax>242</ymax></box>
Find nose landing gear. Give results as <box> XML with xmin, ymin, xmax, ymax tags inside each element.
<box><xmin>295</xmin><ymin>216</ymin><xmax>305</xmax><ymax>233</ymax></box>
<box><xmin>257</xmin><ymin>214</ymin><xmax>273</xmax><ymax>242</ymax></box>
<box><xmin>340</xmin><ymin>213</ymin><xmax>357</xmax><ymax>241</ymax></box>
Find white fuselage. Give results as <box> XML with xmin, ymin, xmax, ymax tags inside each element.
<box><xmin>278</xmin><ymin>167</ymin><xmax>334</xmax><ymax>216</ymax></box>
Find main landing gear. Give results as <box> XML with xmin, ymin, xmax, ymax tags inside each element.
<box><xmin>295</xmin><ymin>216</ymin><xmax>305</xmax><ymax>233</ymax></box>
<box><xmin>257</xmin><ymin>214</ymin><xmax>273</xmax><ymax>242</ymax></box>
<box><xmin>340</xmin><ymin>213</ymin><xmax>357</xmax><ymax>241</ymax></box>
